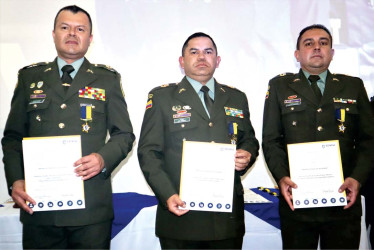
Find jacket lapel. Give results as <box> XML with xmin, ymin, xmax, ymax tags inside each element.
<box><xmin>174</xmin><ymin>77</ymin><xmax>210</xmax><ymax>120</ymax></box>
<box><xmin>42</xmin><ymin>58</ymin><xmax>65</xmax><ymax>99</ymax></box>
<box><xmin>321</xmin><ymin>70</ymin><xmax>344</xmax><ymax>105</ymax></box>
<box><xmin>288</xmin><ymin>69</ymin><xmax>319</xmax><ymax>106</ymax></box>
<box><xmin>210</xmin><ymin>80</ymin><xmax>229</xmax><ymax>120</ymax></box>
<box><xmin>65</xmin><ymin>58</ymin><xmax>97</xmax><ymax>100</ymax></box>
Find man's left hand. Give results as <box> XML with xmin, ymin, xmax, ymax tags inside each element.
<box><xmin>235</xmin><ymin>149</ymin><xmax>251</xmax><ymax>171</ymax></box>
<box><xmin>339</xmin><ymin>177</ymin><xmax>360</xmax><ymax>209</ymax></box>
<box><xmin>74</xmin><ymin>153</ymin><xmax>105</xmax><ymax>180</ymax></box>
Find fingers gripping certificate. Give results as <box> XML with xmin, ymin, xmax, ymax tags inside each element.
<box><xmin>179</xmin><ymin>141</ymin><xmax>236</xmax><ymax>213</ymax></box>
<box><xmin>22</xmin><ymin>135</ymin><xmax>85</xmax><ymax>211</ymax></box>
<box><xmin>287</xmin><ymin>140</ymin><xmax>347</xmax><ymax>209</ymax></box>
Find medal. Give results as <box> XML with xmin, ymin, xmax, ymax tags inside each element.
<box><xmin>335</xmin><ymin>108</ymin><xmax>346</xmax><ymax>133</ymax></box>
<box><xmin>228</xmin><ymin>122</ymin><xmax>238</xmax><ymax>144</ymax></box>
<box><xmin>80</xmin><ymin>104</ymin><xmax>93</xmax><ymax>133</ymax></box>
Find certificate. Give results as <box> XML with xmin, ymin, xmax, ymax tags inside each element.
<box><xmin>22</xmin><ymin>135</ymin><xmax>85</xmax><ymax>211</ymax></box>
<box><xmin>179</xmin><ymin>141</ymin><xmax>236</xmax><ymax>212</ymax></box>
<box><xmin>287</xmin><ymin>140</ymin><xmax>347</xmax><ymax>209</ymax></box>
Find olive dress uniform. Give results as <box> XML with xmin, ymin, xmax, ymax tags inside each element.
<box><xmin>2</xmin><ymin>58</ymin><xmax>135</xmax><ymax>245</ymax></box>
<box><xmin>137</xmin><ymin>77</ymin><xmax>259</xmax><ymax>242</ymax></box>
<box><xmin>262</xmin><ymin>69</ymin><xmax>374</xmax><ymax>248</ymax></box>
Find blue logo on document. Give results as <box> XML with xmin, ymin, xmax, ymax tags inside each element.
<box><xmin>217</xmin><ymin>203</ymin><xmax>222</xmax><ymax>209</ymax></box>
<box><xmin>295</xmin><ymin>200</ymin><xmax>300</xmax><ymax>205</ymax></box>
<box><xmin>304</xmin><ymin>200</ymin><xmax>309</xmax><ymax>205</ymax></box>
<box><xmin>199</xmin><ymin>202</ymin><xmax>204</xmax><ymax>208</ymax></box>
<box><xmin>208</xmin><ymin>203</ymin><xmax>213</xmax><ymax>208</ymax></box>
<box><xmin>331</xmin><ymin>198</ymin><xmax>336</xmax><ymax>203</ymax></box>
<box><xmin>313</xmin><ymin>199</ymin><xmax>318</xmax><ymax>204</ymax></box>
<box><xmin>77</xmin><ymin>200</ymin><xmax>83</xmax><ymax>206</ymax></box>
<box><xmin>225</xmin><ymin>204</ymin><xmax>231</xmax><ymax>209</ymax></box>
<box><xmin>339</xmin><ymin>197</ymin><xmax>346</xmax><ymax>203</ymax></box>
<box><xmin>322</xmin><ymin>198</ymin><xmax>327</xmax><ymax>204</ymax></box>
<box><xmin>67</xmin><ymin>200</ymin><xmax>73</xmax><ymax>206</ymax></box>
<box><xmin>48</xmin><ymin>202</ymin><xmax>53</xmax><ymax>207</ymax></box>
<box><xmin>57</xmin><ymin>201</ymin><xmax>63</xmax><ymax>207</ymax></box>
<box><xmin>190</xmin><ymin>202</ymin><xmax>195</xmax><ymax>207</ymax></box>
<box><xmin>28</xmin><ymin>203</ymin><xmax>34</xmax><ymax>208</ymax></box>
<box><xmin>38</xmin><ymin>202</ymin><xmax>44</xmax><ymax>208</ymax></box>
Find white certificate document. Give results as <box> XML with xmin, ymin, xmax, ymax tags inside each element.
<box><xmin>179</xmin><ymin>141</ymin><xmax>236</xmax><ymax>212</ymax></box>
<box><xmin>287</xmin><ymin>140</ymin><xmax>347</xmax><ymax>209</ymax></box>
<box><xmin>22</xmin><ymin>135</ymin><xmax>85</xmax><ymax>211</ymax></box>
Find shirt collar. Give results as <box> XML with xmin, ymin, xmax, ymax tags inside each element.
<box><xmin>57</xmin><ymin>57</ymin><xmax>85</xmax><ymax>79</ymax></box>
<box><xmin>302</xmin><ymin>69</ymin><xmax>328</xmax><ymax>84</ymax></box>
<box><xmin>186</xmin><ymin>76</ymin><xmax>215</xmax><ymax>97</ymax></box>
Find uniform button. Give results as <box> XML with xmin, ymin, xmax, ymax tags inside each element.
<box><xmin>292</xmin><ymin>121</ymin><xmax>297</xmax><ymax>126</ymax></box>
<box><xmin>59</xmin><ymin>123</ymin><xmax>65</xmax><ymax>129</ymax></box>
<box><xmin>60</xmin><ymin>103</ymin><xmax>67</xmax><ymax>109</ymax></box>
<box><xmin>209</xmin><ymin>122</ymin><xmax>213</xmax><ymax>127</ymax></box>
<box><xmin>317</xmin><ymin>126</ymin><xmax>323</xmax><ymax>131</ymax></box>
<box><xmin>317</xmin><ymin>108</ymin><xmax>322</xmax><ymax>113</ymax></box>
<box><xmin>36</xmin><ymin>115</ymin><xmax>41</xmax><ymax>122</ymax></box>
<box><xmin>290</xmin><ymin>107</ymin><xmax>294</xmax><ymax>111</ymax></box>
<box><xmin>346</xmin><ymin>108</ymin><xmax>350</xmax><ymax>112</ymax></box>
<box><xmin>33</xmin><ymin>104</ymin><xmax>38</xmax><ymax>108</ymax></box>
<box><xmin>183</xmin><ymin>138</ymin><xmax>186</xmax><ymax>141</ymax></box>
<box><xmin>181</xmin><ymin>124</ymin><xmax>185</xmax><ymax>128</ymax></box>
<box><xmin>211</xmin><ymin>141</ymin><xmax>215</xmax><ymax>143</ymax></box>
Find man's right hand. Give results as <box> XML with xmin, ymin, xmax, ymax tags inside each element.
<box><xmin>12</xmin><ymin>180</ymin><xmax>35</xmax><ymax>215</ymax></box>
<box><xmin>166</xmin><ymin>194</ymin><xmax>189</xmax><ymax>216</ymax></box>
<box><xmin>279</xmin><ymin>176</ymin><xmax>297</xmax><ymax>211</ymax></box>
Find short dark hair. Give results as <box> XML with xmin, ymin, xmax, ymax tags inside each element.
<box><xmin>182</xmin><ymin>32</ymin><xmax>218</xmax><ymax>56</ymax></box>
<box><xmin>296</xmin><ymin>24</ymin><xmax>332</xmax><ymax>50</ymax></box>
<box><xmin>54</xmin><ymin>5</ymin><xmax>92</xmax><ymax>35</ymax></box>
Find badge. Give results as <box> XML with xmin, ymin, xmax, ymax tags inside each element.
<box><xmin>33</xmin><ymin>90</ymin><xmax>43</xmax><ymax>94</ymax></box>
<box><xmin>30</xmin><ymin>94</ymin><xmax>46</xmax><ymax>99</ymax></box>
<box><xmin>228</xmin><ymin>121</ymin><xmax>238</xmax><ymax>144</ymax></box>
<box><xmin>183</xmin><ymin>105</ymin><xmax>191</xmax><ymax>110</ymax></box>
<box><xmin>37</xmin><ymin>81</ymin><xmax>43</xmax><ymax>88</ymax></box>
<box><xmin>30</xmin><ymin>83</ymin><xmax>36</xmax><ymax>88</ymax></box>
<box><xmin>179</xmin><ymin>88</ymin><xmax>186</xmax><ymax>94</ymax></box>
<box><xmin>284</xmin><ymin>98</ymin><xmax>301</xmax><ymax>107</ymax></box>
<box><xmin>148</xmin><ymin>94</ymin><xmax>153</xmax><ymax>99</ymax></box>
<box><xmin>173</xmin><ymin>113</ymin><xmax>191</xmax><ymax>119</ymax></box>
<box><xmin>146</xmin><ymin>100</ymin><xmax>152</xmax><ymax>110</ymax></box>
<box><xmin>336</xmin><ymin>108</ymin><xmax>346</xmax><ymax>133</ymax></box>
<box><xmin>79</xmin><ymin>87</ymin><xmax>106</xmax><ymax>101</ymax></box>
<box><xmin>224</xmin><ymin>107</ymin><xmax>243</xmax><ymax>118</ymax></box>
<box><xmin>172</xmin><ymin>105</ymin><xmax>181</xmax><ymax>111</ymax></box>
<box><xmin>82</xmin><ymin>123</ymin><xmax>91</xmax><ymax>133</ymax></box>
<box><xmin>174</xmin><ymin>117</ymin><xmax>190</xmax><ymax>123</ymax></box>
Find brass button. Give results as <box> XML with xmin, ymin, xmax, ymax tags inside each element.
<box><xmin>36</xmin><ymin>115</ymin><xmax>41</xmax><ymax>122</ymax></box>
<box><xmin>60</xmin><ymin>103</ymin><xmax>67</xmax><ymax>109</ymax></box>
<box><xmin>317</xmin><ymin>108</ymin><xmax>322</xmax><ymax>113</ymax></box>
<box><xmin>181</xmin><ymin>124</ymin><xmax>185</xmax><ymax>128</ymax></box>
<box><xmin>209</xmin><ymin>122</ymin><xmax>213</xmax><ymax>127</ymax></box>
<box><xmin>290</xmin><ymin>107</ymin><xmax>294</xmax><ymax>111</ymax></box>
<box><xmin>317</xmin><ymin>126</ymin><xmax>323</xmax><ymax>131</ymax></box>
<box><xmin>33</xmin><ymin>104</ymin><xmax>38</xmax><ymax>108</ymax></box>
<box><xmin>346</xmin><ymin>108</ymin><xmax>350</xmax><ymax>112</ymax></box>
<box><xmin>183</xmin><ymin>138</ymin><xmax>186</xmax><ymax>141</ymax></box>
<box><xmin>292</xmin><ymin>121</ymin><xmax>297</xmax><ymax>126</ymax></box>
<box><xmin>58</xmin><ymin>123</ymin><xmax>65</xmax><ymax>129</ymax></box>
<box><xmin>211</xmin><ymin>141</ymin><xmax>215</xmax><ymax>143</ymax></box>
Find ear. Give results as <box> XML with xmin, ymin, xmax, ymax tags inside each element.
<box><xmin>216</xmin><ymin>56</ymin><xmax>221</xmax><ymax>68</ymax></box>
<box><xmin>294</xmin><ymin>50</ymin><xmax>300</xmax><ymax>62</ymax></box>
<box><xmin>179</xmin><ymin>56</ymin><xmax>184</xmax><ymax>69</ymax></box>
<box><xmin>89</xmin><ymin>34</ymin><xmax>93</xmax><ymax>44</ymax></box>
<box><xmin>331</xmin><ymin>48</ymin><xmax>335</xmax><ymax>59</ymax></box>
<box><xmin>52</xmin><ymin>30</ymin><xmax>56</xmax><ymax>43</ymax></box>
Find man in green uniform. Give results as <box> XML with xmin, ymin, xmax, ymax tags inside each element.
<box><xmin>2</xmin><ymin>5</ymin><xmax>134</xmax><ymax>249</ymax></box>
<box><xmin>138</xmin><ymin>32</ymin><xmax>259</xmax><ymax>249</ymax></box>
<box><xmin>262</xmin><ymin>24</ymin><xmax>374</xmax><ymax>249</ymax></box>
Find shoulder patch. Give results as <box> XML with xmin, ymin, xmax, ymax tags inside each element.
<box><xmin>94</xmin><ymin>64</ymin><xmax>119</xmax><ymax>73</ymax></box>
<box><xmin>22</xmin><ymin>62</ymin><xmax>49</xmax><ymax>70</ymax></box>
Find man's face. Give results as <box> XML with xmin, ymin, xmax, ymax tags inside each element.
<box><xmin>53</xmin><ymin>10</ymin><xmax>92</xmax><ymax>64</ymax></box>
<box><xmin>294</xmin><ymin>28</ymin><xmax>334</xmax><ymax>75</ymax></box>
<box><xmin>179</xmin><ymin>37</ymin><xmax>221</xmax><ymax>85</ymax></box>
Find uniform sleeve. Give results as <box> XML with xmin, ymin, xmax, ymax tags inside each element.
<box><xmin>262</xmin><ymin>80</ymin><xmax>290</xmax><ymax>183</ymax></box>
<box><xmin>1</xmin><ymin>70</ymin><xmax>28</xmax><ymax>194</ymax></box>
<box><xmin>349</xmin><ymin>79</ymin><xmax>374</xmax><ymax>184</ymax></box>
<box><xmin>137</xmin><ymin>91</ymin><xmax>178</xmax><ymax>208</ymax></box>
<box><xmin>97</xmin><ymin>74</ymin><xmax>135</xmax><ymax>178</ymax></box>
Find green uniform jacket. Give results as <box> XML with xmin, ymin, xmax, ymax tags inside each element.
<box><xmin>262</xmin><ymin>69</ymin><xmax>374</xmax><ymax>222</ymax></box>
<box><xmin>138</xmin><ymin>77</ymin><xmax>259</xmax><ymax>240</ymax></box>
<box><xmin>2</xmin><ymin>58</ymin><xmax>135</xmax><ymax>226</ymax></box>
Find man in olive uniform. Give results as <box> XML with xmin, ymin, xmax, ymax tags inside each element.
<box><xmin>137</xmin><ymin>32</ymin><xmax>259</xmax><ymax>249</ymax></box>
<box><xmin>262</xmin><ymin>24</ymin><xmax>374</xmax><ymax>249</ymax></box>
<box><xmin>1</xmin><ymin>5</ymin><xmax>134</xmax><ymax>249</ymax></box>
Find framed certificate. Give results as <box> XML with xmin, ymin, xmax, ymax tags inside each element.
<box><xmin>287</xmin><ymin>140</ymin><xmax>347</xmax><ymax>209</ymax></box>
<box><xmin>179</xmin><ymin>141</ymin><xmax>236</xmax><ymax>212</ymax></box>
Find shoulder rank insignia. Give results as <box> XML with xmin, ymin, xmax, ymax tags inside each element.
<box><xmin>22</xmin><ymin>62</ymin><xmax>49</xmax><ymax>69</ymax></box>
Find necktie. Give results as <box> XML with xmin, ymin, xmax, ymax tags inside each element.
<box><xmin>201</xmin><ymin>85</ymin><xmax>214</xmax><ymax>116</ymax></box>
<box><xmin>308</xmin><ymin>75</ymin><xmax>322</xmax><ymax>102</ymax></box>
<box><xmin>61</xmin><ymin>65</ymin><xmax>75</xmax><ymax>93</ymax></box>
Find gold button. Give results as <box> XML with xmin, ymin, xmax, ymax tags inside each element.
<box><xmin>181</xmin><ymin>124</ymin><xmax>185</xmax><ymax>128</ymax></box>
<box><xmin>292</xmin><ymin>121</ymin><xmax>297</xmax><ymax>126</ymax></box>
<box><xmin>211</xmin><ymin>141</ymin><xmax>215</xmax><ymax>143</ymax></box>
<box><xmin>59</xmin><ymin>123</ymin><xmax>65</xmax><ymax>129</ymax></box>
<box><xmin>209</xmin><ymin>122</ymin><xmax>213</xmax><ymax>127</ymax></box>
<box><xmin>346</xmin><ymin>108</ymin><xmax>350</xmax><ymax>112</ymax></box>
<box><xmin>36</xmin><ymin>115</ymin><xmax>41</xmax><ymax>121</ymax></box>
<box><xmin>33</xmin><ymin>104</ymin><xmax>38</xmax><ymax>108</ymax></box>
<box><xmin>290</xmin><ymin>107</ymin><xmax>294</xmax><ymax>111</ymax></box>
<box><xmin>60</xmin><ymin>103</ymin><xmax>67</xmax><ymax>109</ymax></box>
<box><xmin>183</xmin><ymin>138</ymin><xmax>186</xmax><ymax>141</ymax></box>
<box><xmin>317</xmin><ymin>108</ymin><xmax>322</xmax><ymax>113</ymax></box>
<box><xmin>317</xmin><ymin>126</ymin><xmax>323</xmax><ymax>131</ymax></box>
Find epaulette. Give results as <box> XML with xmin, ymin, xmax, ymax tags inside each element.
<box><xmin>94</xmin><ymin>64</ymin><xmax>119</xmax><ymax>73</ymax></box>
<box><xmin>220</xmin><ymin>83</ymin><xmax>243</xmax><ymax>93</ymax></box>
<box><xmin>151</xmin><ymin>83</ymin><xmax>178</xmax><ymax>92</ymax></box>
<box><xmin>22</xmin><ymin>62</ymin><xmax>49</xmax><ymax>70</ymax></box>
<box><xmin>271</xmin><ymin>72</ymin><xmax>295</xmax><ymax>80</ymax></box>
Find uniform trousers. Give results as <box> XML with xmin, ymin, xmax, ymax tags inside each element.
<box><xmin>23</xmin><ymin>220</ymin><xmax>112</xmax><ymax>249</ymax></box>
<box><xmin>159</xmin><ymin>237</ymin><xmax>243</xmax><ymax>249</ymax></box>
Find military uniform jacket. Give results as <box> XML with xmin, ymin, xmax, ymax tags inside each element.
<box><xmin>262</xmin><ymin>69</ymin><xmax>374</xmax><ymax>222</ymax></box>
<box><xmin>2</xmin><ymin>58</ymin><xmax>135</xmax><ymax>226</ymax></box>
<box><xmin>137</xmin><ymin>77</ymin><xmax>259</xmax><ymax>241</ymax></box>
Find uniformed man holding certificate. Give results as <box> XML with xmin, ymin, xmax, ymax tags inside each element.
<box><xmin>138</xmin><ymin>32</ymin><xmax>259</xmax><ymax>249</ymax></box>
<box><xmin>262</xmin><ymin>24</ymin><xmax>374</xmax><ymax>249</ymax></box>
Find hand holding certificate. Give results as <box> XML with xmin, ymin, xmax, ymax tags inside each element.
<box><xmin>287</xmin><ymin>140</ymin><xmax>347</xmax><ymax>209</ymax></box>
<box><xmin>179</xmin><ymin>141</ymin><xmax>236</xmax><ymax>213</ymax></box>
<box><xmin>22</xmin><ymin>135</ymin><xmax>85</xmax><ymax>212</ymax></box>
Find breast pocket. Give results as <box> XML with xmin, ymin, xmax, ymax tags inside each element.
<box><xmin>26</xmin><ymin>98</ymin><xmax>51</xmax><ymax>135</ymax></box>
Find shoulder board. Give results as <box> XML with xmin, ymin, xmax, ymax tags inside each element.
<box><xmin>271</xmin><ymin>72</ymin><xmax>295</xmax><ymax>80</ymax></box>
<box><xmin>151</xmin><ymin>83</ymin><xmax>178</xmax><ymax>92</ymax></box>
<box><xmin>94</xmin><ymin>64</ymin><xmax>119</xmax><ymax>73</ymax></box>
<box><xmin>22</xmin><ymin>62</ymin><xmax>49</xmax><ymax>70</ymax></box>
<box><xmin>220</xmin><ymin>83</ymin><xmax>243</xmax><ymax>93</ymax></box>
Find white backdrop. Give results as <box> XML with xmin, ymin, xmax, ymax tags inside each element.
<box><xmin>1</xmin><ymin>0</ymin><xmax>373</xmax><ymax>202</ymax></box>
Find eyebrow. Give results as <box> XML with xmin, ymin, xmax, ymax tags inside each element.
<box><xmin>302</xmin><ymin>37</ymin><xmax>330</xmax><ymax>44</ymax></box>
<box><xmin>189</xmin><ymin>48</ymin><xmax>214</xmax><ymax>52</ymax></box>
<box><xmin>59</xmin><ymin>22</ymin><xmax>88</xmax><ymax>28</ymax></box>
